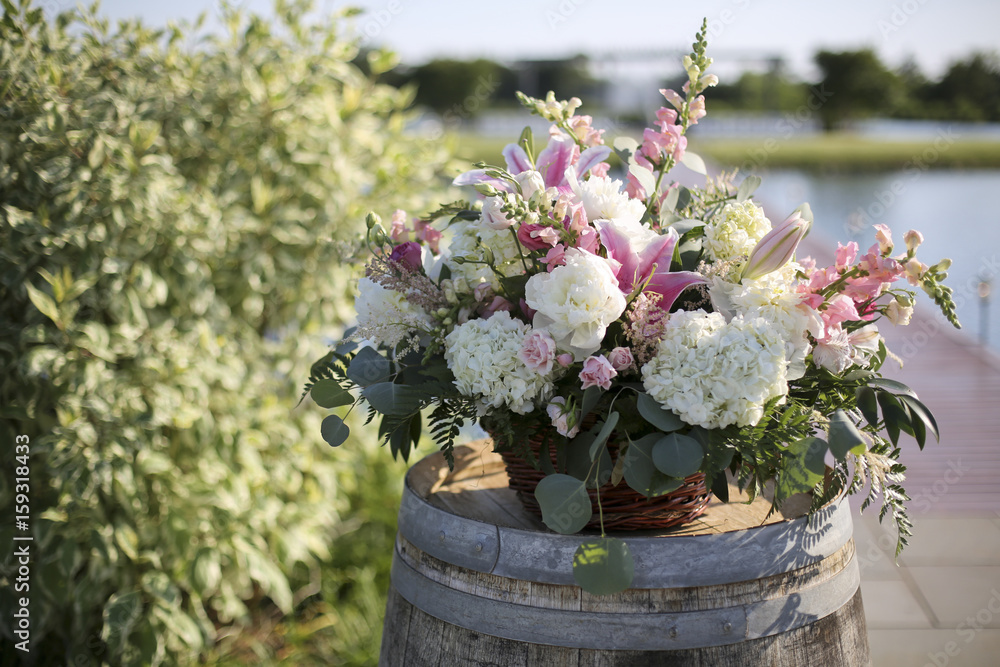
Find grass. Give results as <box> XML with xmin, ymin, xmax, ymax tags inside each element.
<box><xmin>448</xmin><ymin>132</ymin><xmax>1000</xmax><ymax>172</ymax></box>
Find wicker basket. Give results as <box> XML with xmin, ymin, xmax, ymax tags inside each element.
<box><xmin>496</xmin><ymin>430</ymin><xmax>711</xmax><ymax>531</ymax></box>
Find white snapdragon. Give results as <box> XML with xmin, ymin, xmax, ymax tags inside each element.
<box><xmin>443</xmin><ymin>312</ymin><xmax>553</xmax><ymax>415</ymax></box>
<box><xmin>525</xmin><ymin>248</ymin><xmax>627</xmax><ymax>360</ymax></box>
<box><xmin>355</xmin><ymin>277</ymin><xmax>433</xmax><ymax>348</ymax></box>
<box><xmin>703</xmin><ymin>200</ymin><xmax>772</xmax><ymax>262</ymax></box>
<box><xmin>642</xmin><ymin>310</ymin><xmax>789</xmax><ymax>429</ymax></box>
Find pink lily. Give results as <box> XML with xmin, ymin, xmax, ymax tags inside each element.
<box><xmin>741</xmin><ymin>210</ymin><xmax>811</xmax><ymax>280</ymax></box>
<box><xmin>594</xmin><ymin>220</ymin><xmax>706</xmax><ymax>308</ymax></box>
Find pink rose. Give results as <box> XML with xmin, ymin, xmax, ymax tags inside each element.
<box><xmin>608</xmin><ymin>347</ymin><xmax>634</xmax><ymax>372</ymax></box>
<box><xmin>579</xmin><ymin>355</ymin><xmax>617</xmax><ymax>391</ymax></box>
<box><xmin>479</xmin><ymin>296</ymin><xmax>513</xmax><ymax>319</ymax></box>
<box><xmin>556</xmin><ymin>353</ymin><xmax>574</xmax><ymax>368</ymax></box>
<box><xmin>519</xmin><ymin>330</ymin><xmax>557</xmax><ymax>375</ymax></box>
<box><xmin>389</xmin><ymin>241</ymin><xmax>422</xmax><ymax>271</ymax></box>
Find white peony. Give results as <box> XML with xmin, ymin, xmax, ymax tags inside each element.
<box><xmin>576</xmin><ymin>175</ymin><xmax>646</xmax><ymax>225</ymax></box>
<box><xmin>355</xmin><ymin>277</ymin><xmax>433</xmax><ymax>349</ymax></box>
<box><xmin>703</xmin><ymin>200</ymin><xmax>771</xmax><ymax>262</ymax></box>
<box><xmin>524</xmin><ymin>248</ymin><xmax>627</xmax><ymax>360</ymax></box>
<box><xmin>642</xmin><ymin>310</ymin><xmax>789</xmax><ymax>429</ymax></box>
<box><xmin>443</xmin><ymin>311</ymin><xmax>553</xmax><ymax>415</ymax></box>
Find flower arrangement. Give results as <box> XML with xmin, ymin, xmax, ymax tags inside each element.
<box><xmin>306</xmin><ymin>21</ymin><xmax>960</xmax><ymax>594</ymax></box>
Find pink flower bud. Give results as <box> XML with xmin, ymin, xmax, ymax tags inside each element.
<box><xmin>556</xmin><ymin>353</ymin><xmax>574</xmax><ymax>368</ymax></box>
<box><xmin>873</xmin><ymin>224</ymin><xmax>893</xmax><ymax>255</ymax></box>
<box><xmin>741</xmin><ymin>212</ymin><xmax>811</xmax><ymax>281</ymax></box>
<box><xmin>904</xmin><ymin>229</ymin><xmax>923</xmax><ymax>252</ymax></box>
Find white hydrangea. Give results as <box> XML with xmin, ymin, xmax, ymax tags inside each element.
<box><xmin>642</xmin><ymin>310</ymin><xmax>789</xmax><ymax>429</ymax></box>
<box><xmin>524</xmin><ymin>248</ymin><xmax>627</xmax><ymax>360</ymax></box>
<box><xmin>355</xmin><ymin>277</ymin><xmax>433</xmax><ymax>349</ymax></box>
<box><xmin>708</xmin><ymin>262</ymin><xmax>817</xmax><ymax>379</ymax></box>
<box><xmin>445</xmin><ymin>219</ymin><xmax>523</xmax><ymax>289</ymax></box>
<box><xmin>576</xmin><ymin>175</ymin><xmax>646</xmax><ymax>224</ymax></box>
<box><xmin>703</xmin><ymin>200</ymin><xmax>772</xmax><ymax>262</ymax></box>
<box><xmin>443</xmin><ymin>311</ymin><xmax>553</xmax><ymax>415</ymax></box>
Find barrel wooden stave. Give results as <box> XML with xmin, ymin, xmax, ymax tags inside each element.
<box><xmin>381</xmin><ymin>586</ymin><xmax>869</xmax><ymax>667</ymax></box>
<box><xmin>379</xmin><ymin>447</ymin><xmax>871</xmax><ymax>666</ymax></box>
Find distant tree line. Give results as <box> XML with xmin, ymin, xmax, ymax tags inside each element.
<box><xmin>360</xmin><ymin>48</ymin><xmax>1000</xmax><ymax>131</ymax></box>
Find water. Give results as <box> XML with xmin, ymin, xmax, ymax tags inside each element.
<box><xmin>754</xmin><ymin>169</ymin><xmax>1000</xmax><ymax>353</ymax></box>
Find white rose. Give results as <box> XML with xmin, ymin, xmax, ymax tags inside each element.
<box><xmin>525</xmin><ymin>248</ymin><xmax>626</xmax><ymax>360</ymax></box>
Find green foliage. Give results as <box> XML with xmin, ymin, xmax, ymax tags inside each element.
<box><xmin>814</xmin><ymin>49</ymin><xmax>907</xmax><ymax>130</ymax></box>
<box><xmin>0</xmin><ymin>1</ymin><xmax>451</xmax><ymax>664</ymax></box>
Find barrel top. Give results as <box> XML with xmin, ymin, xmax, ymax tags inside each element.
<box><xmin>410</xmin><ymin>442</ymin><xmax>812</xmax><ymax>535</ymax></box>
<box><xmin>398</xmin><ymin>442</ymin><xmax>854</xmax><ymax>588</ymax></box>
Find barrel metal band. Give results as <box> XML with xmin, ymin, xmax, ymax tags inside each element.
<box><xmin>398</xmin><ymin>471</ymin><xmax>854</xmax><ymax>588</ymax></box>
<box><xmin>390</xmin><ymin>545</ymin><xmax>861</xmax><ymax>651</ymax></box>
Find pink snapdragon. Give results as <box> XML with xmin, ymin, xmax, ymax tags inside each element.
<box><xmin>579</xmin><ymin>355</ymin><xmax>617</xmax><ymax>390</ymax></box>
<box><xmin>567</xmin><ymin>115</ymin><xmax>605</xmax><ymax>147</ymax></box>
<box><xmin>835</xmin><ymin>242</ymin><xmax>858</xmax><ymax>270</ymax></box>
<box><xmin>874</xmin><ymin>224</ymin><xmax>894</xmax><ymax>255</ymax></box>
<box><xmin>519</xmin><ymin>329</ymin><xmax>558</xmax><ymax>375</ymax></box>
<box><xmin>541</xmin><ymin>245</ymin><xmax>567</xmax><ymax>271</ymax></box>
<box><xmin>904</xmin><ymin>229</ymin><xmax>923</xmax><ymax>253</ymax></box>
<box><xmin>390</xmin><ymin>209</ymin><xmax>409</xmax><ymax>241</ymax></box>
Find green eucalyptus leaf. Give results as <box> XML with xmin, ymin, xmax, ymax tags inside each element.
<box><xmin>736</xmin><ymin>174</ymin><xmax>761</xmax><ymax>202</ymax></box>
<box><xmin>321</xmin><ymin>415</ymin><xmax>350</xmax><ymax>447</ymax></box>
<box><xmin>652</xmin><ymin>433</ymin><xmax>704</xmax><ymax>478</ymax></box>
<box><xmin>897</xmin><ymin>395</ymin><xmax>939</xmax><ymax>447</ymax></box>
<box><xmin>566</xmin><ymin>435</ymin><xmax>613</xmax><ymax>489</ymax></box>
<box><xmin>590</xmin><ymin>411</ymin><xmax>619</xmax><ymax>459</ymax></box>
<box><xmin>680</xmin><ymin>150</ymin><xmax>707</xmax><ymax>175</ymax></box>
<box><xmin>534</xmin><ymin>474</ymin><xmax>593</xmax><ymax>534</ymax></box>
<box><xmin>579</xmin><ymin>385</ymin><xmax>602</xmax><ymax>421</ymax></box>
<box><xmin>777</xmin><ymin>437</ymin><xmax>828</xmax><ymax>499</ymax></box>
<box><xmin>877</xmin><ymin>392</ymin><xmax>912</xmax><ymax>446</ymax></box>
<box><xmin>310</xmin><ymin>379</ymin><xmax>353</xmax><ymax>408</ymax></box>
<box><xmin>636</xmin><ymin>393</ymin><xmax>684</xmax><ymax>432</ymax></box>
<box><xmin>573</xmin><ymin>538</ymin><xmax>634</xmax><ymax>595</ymax></box>
<box><xmin>347</xmin><ymin>346</ymin><xmax>391</xmax><ymax>386</ymax></box>
<box><xmin>828</xmin><ymin>410</ymin><xmax>868</xmax><ymax>460</ymax></box>
<box><xmin>629</xmin><ymin>162</ymin><xmax>656</xmax><ymax>197</ymax></box>
<box><xmin>623</xmin><ymin>434</ymin><xmax>684</xmax><ymax>497</ymax></box>
<box><xmin>363</xmin><ymin>382</ymin><xmax>422</xmax><ymax>416</ymax></box>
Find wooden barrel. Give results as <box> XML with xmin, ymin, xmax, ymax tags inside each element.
<box><xmin>379</xmin><ymin>444</ymin><xmax>870</xmax><ymax>666</ymax></box>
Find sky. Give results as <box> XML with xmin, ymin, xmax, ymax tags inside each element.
<box><xmin>88</xmin><ymin>0</ymin><xmax>1000</xmax><ymax>81</ymax></box>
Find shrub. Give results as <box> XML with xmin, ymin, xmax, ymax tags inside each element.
<box><xmin>0</xmin><ymin>1</ymin><xmax>451</xmax><ymax>664</ymax></box>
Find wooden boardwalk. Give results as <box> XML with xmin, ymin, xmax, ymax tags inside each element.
<box><xmin>875</xmin><ymin>311</ymin><xmax>1000</xmax><ymax>515</ymax></box>
<box><xmin>797</xmin><ymin>235</ymin><xmax>1000</xmax><ymax>516</ymax></box>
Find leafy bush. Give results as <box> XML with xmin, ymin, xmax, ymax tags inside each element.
<box><xmin>0</xmin><ymin>1</ymin><xmax>451</xmax><ymax>664</ymax></box>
